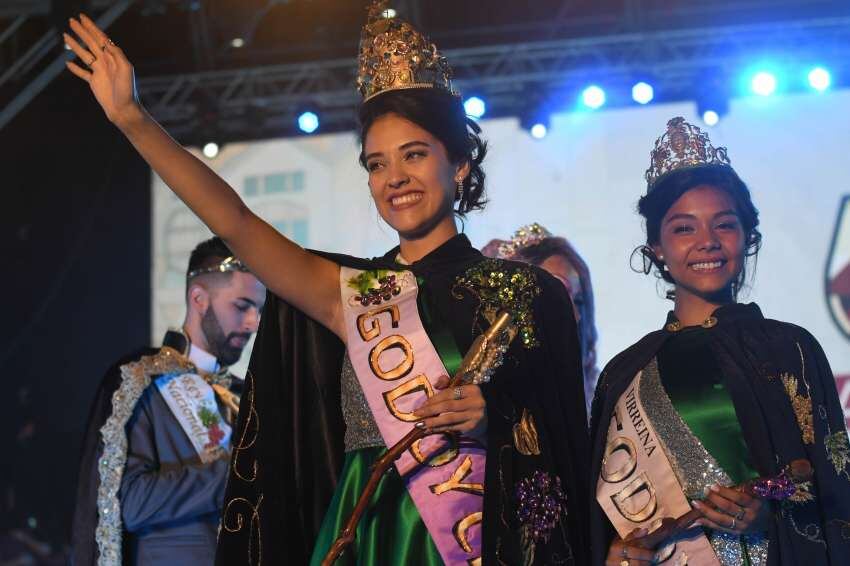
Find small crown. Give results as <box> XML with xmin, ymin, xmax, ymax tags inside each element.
<box><xmin>357</xmin><ymin>1</ymin><xmax>455</xmax><ymax>101</ymax></box>
<box><xmin>645</xmin><ymin>117</ymin><xmax>732</xmax><ymax>190</ymax></box>
<box><xmin>497</xmin><ymin>223</ymin><xmax>553</xmax><ymax>259</ymax></box>
<box><xmin>187</xmin><ymin>256</ymin><xmax>249</xmax><ymax>279</ymax></box>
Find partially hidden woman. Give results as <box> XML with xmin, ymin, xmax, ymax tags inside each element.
<box><xmin>64</xmin><ymin>3</ymin><xmax>590</xmax><ymax>565</ymax></box>
<box><xmin>590</xmin><ymin>117</ymin><xmax>850</xmax><ymax>565</ymax></box>
<box><xmin>483</xmin><ymin>224</ymin><xmax>599</xmax><ymax>414</ymax></box>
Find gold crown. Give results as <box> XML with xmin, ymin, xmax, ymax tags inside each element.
<box><xmin>357</xmin><ymin>1</ymin><xmax>455</xmax><ymax>101</ymax></box>
<box><xmin>645</xmin><ymin>117</ymin><xmax>732</xmax><ymax>190</ymax></box>
<box><xmin>497</xmin><ymin>223</ymin><xmax>553</xmax><ymax>259</ymax></box>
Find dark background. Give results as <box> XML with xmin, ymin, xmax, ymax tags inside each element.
<box><xmin>0</xmin><ymin>81</ymin><xmax>150</xmax><ymax>544</ymax></box>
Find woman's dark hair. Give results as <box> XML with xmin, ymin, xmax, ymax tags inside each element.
<box><xmin>634</xmin><ymin>164</ymin><xmax>762</xmax><ymax>299</ymax></box>
<box><xmin>358</xmin><ymin>88</ymin><xmax>488</xmax><ymax>216</ymax></box>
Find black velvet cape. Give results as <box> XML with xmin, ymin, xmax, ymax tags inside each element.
<box><xmin>588</xmin><ymin>303</ymin><xmax>850</xmax><ymax>565</ymax></box>
<box><xmin>215</xmin><ymin>234</ymin><xmax>591</xmax><ymax>565</ymax></box>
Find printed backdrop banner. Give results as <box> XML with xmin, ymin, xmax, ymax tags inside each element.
<box><xmin>153</xmin><ymin>91</ymin><xmax>850</xmax><ymax>425</ymax></box>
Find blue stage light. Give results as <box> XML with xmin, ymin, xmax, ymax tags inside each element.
<box><xmin>632</xmin><ymin>82</ymin><xmax>654</xmax><ymax>105</ymax></box>
<box><xmin>581</xmin><ymin>85</ymin><xmax>606</xmax><ymax>109</ymax></box>
<box><xmin>808</xmin><ymin>67</ymin><xmax>831</xmax><ymax>92</ymax></box>
<box><xmin>750</xmin><ymin>71</ymin><xmax>777</xmax><ymax>96</ymax></box>
<box><xmin>530</xmin><ymin>123</ymin><xmax>548</xmax><ymax>139</ymax></box>
<box><xmin>297</xmin><ymin>111</ymin><xmax>319</xmax><ymax>134</ymax></box>
<box><xmin>702</xmin><ymin>110</ymin><xmax>720</xmax><ymax>127</ymax></box>
<box><xmin>464</xmin><ymin>96</ymin><xmax>486</xmax><ymax>119</ymax></box>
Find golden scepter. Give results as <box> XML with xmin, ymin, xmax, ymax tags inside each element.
<box><xmin>322</xmin><ymin>311</ymin><xmax>514</xmax><ymax>566</ymax></box>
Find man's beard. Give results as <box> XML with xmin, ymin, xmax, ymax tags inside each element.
<box><xmin>200</xmin><ymin>306</ymin><xmax>250</xmax><ymax>366</ymax></box>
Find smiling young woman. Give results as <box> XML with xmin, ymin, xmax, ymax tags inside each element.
<box><xmin>589</xmin><ymin>118</ymin><xmax>850</xmax><ymax>566</ymax></box>
<box><xmin>64</xmin><ymin>3</ymin><xmax>591</xmax><ymax>566</ymax></box>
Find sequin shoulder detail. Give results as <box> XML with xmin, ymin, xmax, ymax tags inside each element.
<box><xmin>452</xmin><ymin>258</ymin><xmax>541</xmax><ymax>348</ymax></box>
<box><xmin>341</xmin><ymin>351</ymin><xmax>385</xmax><ymax>452</ymax></box>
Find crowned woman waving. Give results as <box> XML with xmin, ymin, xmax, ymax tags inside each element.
<box><xmin>65</xmin><ymin>2</ymin><xmax>591</xmax><ymax>565</ymax></box>
<box><xmin>590</xmin><ymin>118</ymin><xmax>850</xmax><ymax>565</ymax></box>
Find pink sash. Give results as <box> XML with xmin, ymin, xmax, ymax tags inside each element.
<box><xmin>340</xmin><ymin>267</ymin><xmax>485</xmax><ymax>566</ymax></box>
<box><xmin>596</xmin><ymin>371</ymin><xmax>720</xmax><ymax>565</ymax></box>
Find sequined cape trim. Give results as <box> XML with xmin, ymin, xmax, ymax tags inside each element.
<box><xmin>639</xmin><ymin>359</ymin><xmax>768</xmax><ymax>565</ymax></box>
<box><xmin>94</xmin><ymin>347</ymin><xmax>193</xmax><ymax>566</ymax></box>
<box><xmin>453</xmin><ymin>258</ymin><xmax>541</xmax><ymax>349</ymax></box>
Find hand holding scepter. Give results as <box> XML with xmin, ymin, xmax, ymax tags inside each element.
<box><xmin>321</xmin><ymin>311</ymin><xmax>514</xmax><ymax>566</ymax></box>
<box><xmin>628</xmin><ymin>459</ymin><xmax>813</xmax><ymax>551</ymax></box>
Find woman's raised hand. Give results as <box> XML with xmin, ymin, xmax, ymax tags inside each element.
<box><xmin>64</xmin><ymin>14</ymin><xmax>141</xmax><ymax>128</ymax></box>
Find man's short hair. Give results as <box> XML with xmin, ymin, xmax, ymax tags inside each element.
<box><xmin>184</xmin><ymin>237</ymin><xmax>251</xmax><ymax>298</ymax></box>
<box><xmin>186</xmin><ymin>237</ymin><xmax>235</xmax><ymax>279</ymax></box>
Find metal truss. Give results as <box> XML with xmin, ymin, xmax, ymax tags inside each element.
<box><xmin>135</xmin><ymin>15</ymin><xmax>850</xmax><ymax>141</ymax></box>
<box><xmin>0</xmin><ymin>0</ymin><xmax>134</xmax><ymax>129</ymax></box>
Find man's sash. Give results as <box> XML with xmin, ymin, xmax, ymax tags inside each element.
<box><xmin>340</xmin><ymin>267</ymin><xmax>486</xmax><ymax>566</ymax></box>
<box><xmin>154</xmin><ymin>372</ymin><xmax>232</xmax><ymax>464</ymax></box>
<box><xmin>596</xmin><ymin>371</ymin><xmax>719</xmax><ymax>565</ymax></box>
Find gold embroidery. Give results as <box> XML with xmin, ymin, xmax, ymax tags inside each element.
<box><xmin>780</xmin><ymin>372</ymin><xmax>814</xmax><ymax>445</ymax></box>
<box><xmin>356</xmin><ymin>304</ymin><xmax>400</xmax><ymax>341</ymax></box>
<box><xmin>221</xmin><ymin>494</ymin><xmax>263</xmax><ymax>565</ymax></box>
<box><xmin>825</xmin><ymin>430</ymin><xmax>850</xmax><ymax>479</ymax></box>
<box><xmin>383</xmin><ymin>374</ymin><xmax>434</xmax><ymax>421</ymax></box>
<box><xmin>453</xmin><ymin>511</ymin><xmax>483</xmax><ymax>553</ymax></box>
<box><xmin>231</xmin><ymin>370</ymin><xmax>259</xmax><ymax>483</ymax></box>
<box><xmin>368</xmin><ymin>334</ymin><xmax>414</xmax><ymax>380</ymax></box>
<box><xmin>429</xmin><ymin>455</ymin><xmax>484</xmax><ymax>496</ymax></box>
<box><xmin>787</xmin><ymin>480</ymin><xmax>815</xmax><ymax>504</ymax></box>
<box><xmin>453</xmin><ymin>259</ymin><xmax>541</xmax><ymax>348</ymax></box>
<box><xmin>512</xmin><ymin>409</ymin><xmax>541</xmax><ymax>456</ymax></box>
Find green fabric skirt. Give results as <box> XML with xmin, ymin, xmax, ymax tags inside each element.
<box><xmin>310</xmin><ymin>447</ymin><xmax>444</xmax><ymax>566</ymax></box>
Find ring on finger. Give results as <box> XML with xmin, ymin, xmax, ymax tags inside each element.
<box><xmin>735</xmin><ymin>507</ymin><xmax>746</xmax><ymax>521</ymax></box>
<box><xmin>87</xmin><ymin>55</ymin><xmax>96</xmax><ymax>65</ymax></box>
<box><xmin>729</xmin><ymin>517</ymin><xmax>736</xmax><ymax>530</ymax></box>
<box><xmin>453</xmin><ymin>386</ymin><xmax>463</xmax><ymax>401</ymax></box>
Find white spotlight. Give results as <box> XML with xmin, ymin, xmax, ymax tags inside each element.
<box><xmin>631</xmin><ymin>82</ymin><xmax>654</xmax><ymax>105</ymax></box>
<box><xmin>202</xmin><ymin>142</ymin><xmax>219</xmax><ymax>159</ymax></box>
<box><xmin>230</xmin><ymin>37</ymin><xmax>245</xmax><ymax>48</ymax></box>
<box><xmin>530</xmin><ymin>123</ymin><xmax>548</xmax><ymax>139</ymax></box>
<box><xmin>581</xmin><ymin>85</ymin><xmax>606</xmax><ymax>109</ymax></box>
<box><xmin>702</xmin><ymin>110</ymin><xmax>720</xmax><ymax>127</ymax></box>
<box><xmin>808</xmin><ymin>67</ymin><xmax>831</xmax><ymax>92</ymax></box>
<box><xmin>751</xmin><ymin>71</ymin><xmax>777</xmax><ymax>96</ymax></box>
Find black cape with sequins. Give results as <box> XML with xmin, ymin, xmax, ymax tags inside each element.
<box><xmin>215</xmin><ymin>234</ymin><xmax>591</xmax><ymax>565</ymax></box>
<box><xmin>588</xmin><ymin>303</ymin><xmax>850</xmax><ymax>565</ymax></box>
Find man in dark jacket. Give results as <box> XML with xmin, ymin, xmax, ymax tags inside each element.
<box><xmin>71</xmin><ymin>237</ymin><xmax>265</xmax><ymax>566</ymax></box>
